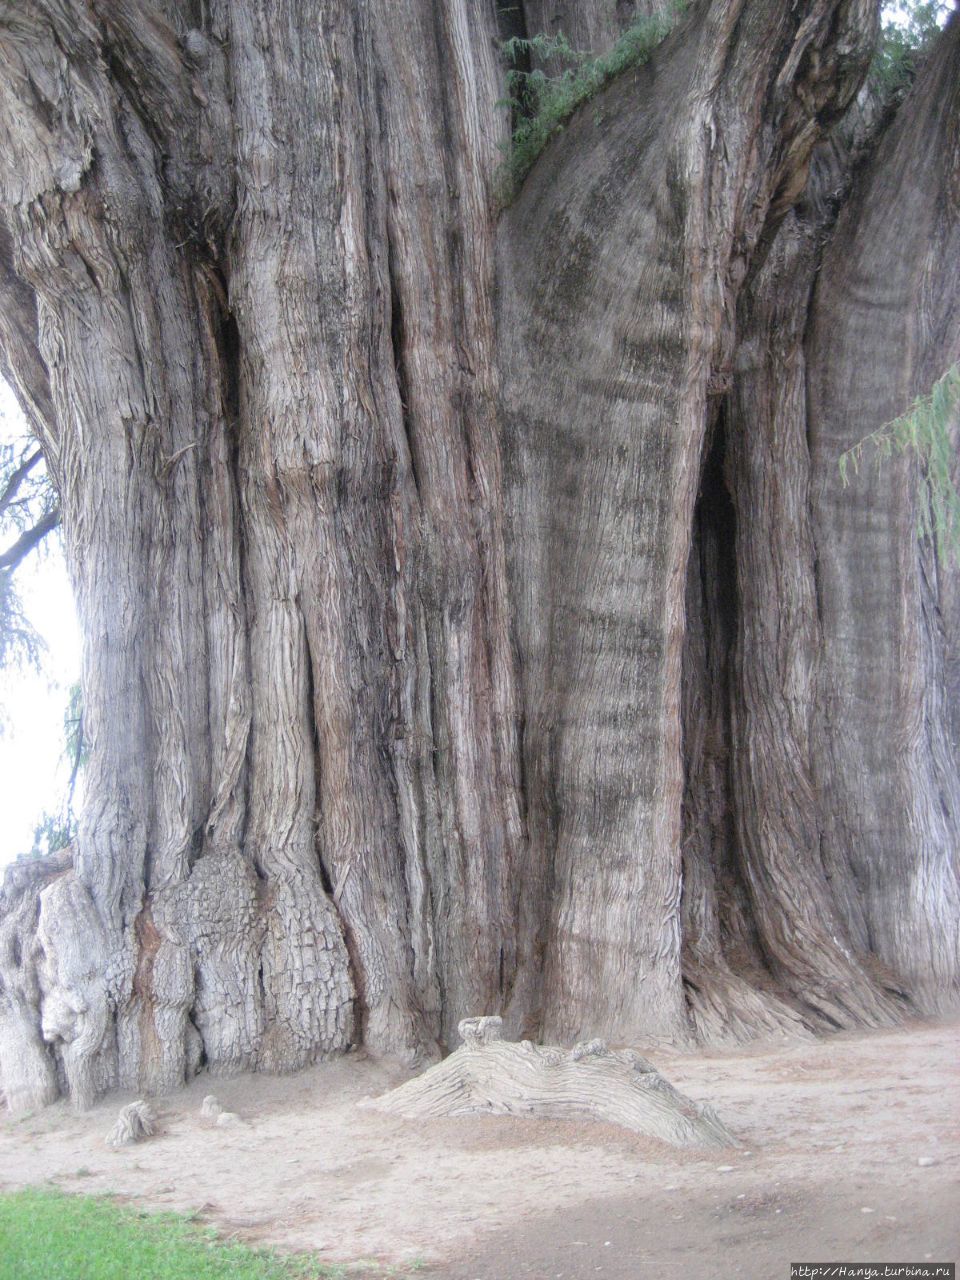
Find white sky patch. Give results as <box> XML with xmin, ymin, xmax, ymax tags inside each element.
<box><xmin>0</xmin><ymin>381</ymin><xmax>82</xmax><ymax>868</ymax></box>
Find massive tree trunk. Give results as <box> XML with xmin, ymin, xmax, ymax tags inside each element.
<box><xmin>0</xmin><ymin>0</ymin><xmax>957</xmax><ymax>1110</ymax></box>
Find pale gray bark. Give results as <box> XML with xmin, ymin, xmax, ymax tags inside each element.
<box><xmin>498</xmin><ymin>0</ymin><xmax>879</xmax><ymax>1045</ymax></box>
<box><xmin>0</xmin><ymin>853</ymin><xmax>66</xmax><ymax>1112</ymax></box>
<box><xmin>371</xmin><ymin>1015</ymin><xmax>735</xmax><ymax>1147</ymax></box>
<box><xmin>807</xmin><ymin>24</ymin><xmax>960</xmax><ymax>1011</ymax></box>
<box><xmin>680</xmin><ymin>28</ymin><xmax>960</xmax><ymax>1037</ymax></box>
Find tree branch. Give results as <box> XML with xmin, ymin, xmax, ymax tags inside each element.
<box><xmin>0</xmin><ymin>506</ymin><xmax>60</xmax><ymax>572</ymax></box>
<box><xmin>0</xmin><ymin>448</ymin><xmax>42</xmax><ymax>517</ymax></box>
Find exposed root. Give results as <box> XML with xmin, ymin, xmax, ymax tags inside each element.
<box><xmin>683</xmin><ymin>953</ymin><xmax>816</xmax><ymax>1046</ymax></box>
<box><xmin>369</xmin><ymin>1016</ymin><xmax>736</xmax><ymax>1148</ymax></box>
<box><xmin>106</xmin><ymin>1099</ymin><xmax>156</xmax><ymax>1148</ymax></box>
<box><xmin>0</xmin><ymin>850</ymin><xmax>71</xmax><ymax>1114</ymax></box>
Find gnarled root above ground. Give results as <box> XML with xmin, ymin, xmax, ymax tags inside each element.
<box><xmin>370</xmin><ymin>1017</ymin><xmax>736</xmax><ymax>1148</ymax></box>
<box><xmin>105</xmin><ymin>1100</ymin><xmax>156</xmax><ymax>1148</ymax></box>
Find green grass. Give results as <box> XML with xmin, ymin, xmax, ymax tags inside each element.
<box><xmin>498</xmin><ymin>2</ymin><xmax>687</xmax><ymax>195</ymax></box>
<box><xmin>0</xmin><ymin>1188</ymin><xmax>402</xmax><ymax>1280</ymax></box>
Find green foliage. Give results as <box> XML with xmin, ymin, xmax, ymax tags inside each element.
<box><xmin>871</xmin><ymin>2</ymin><xmax>950</xmax><ymax>96</ymax></box>
<box><xmin>0</xmin><ymin>1188</ymin><xmax>406</xmax><ymax>1280</ymax></box>
<box><xmin>840</xmin><ymin>364</ymin><xmax>960</xmax><ymax>564</ymax></box>
<box><xmin>63</xmin><ymin>678</ymin><xmax>86</xmax><ymax>770</ymax></box>
<box><xmin>498</xmin><ymin>4</ymin><xmax>687</xmax><ymax>194</ymax></box>
<box><xmin>0</xmin><ymin>567</ymin><xmax>42</xmax><ymax>676</ymax></box>
<box><xmin>28</xmin><ymin>808</ymin><xmax>77</xmax><ymax>860</ymax></box>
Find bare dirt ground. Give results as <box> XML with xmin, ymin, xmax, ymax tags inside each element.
<box><xmin>1</xmin><ymin>1019</ymin><xmax>957</xmax><ymax>1279</ymax></box>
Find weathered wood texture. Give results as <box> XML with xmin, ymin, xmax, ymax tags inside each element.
<box><xmin>371</xmin><ymin>1016</ymin><xmax>735</xmax><ymax>1147</ymax></box>
<box><xmin>806</xmin><ymin>24</ymin><xmax>960</xmax><ymax>1012</ymax></box>
<box><xmin>681</xmin><ymin>27</ymin><xmax>960</xmax><ymax>1036</ymax></box>
<box><xmin>498</xmin><ymin>0</ymin><xmax>879</xmax><ymax>1045</ymax></box>
<box><xmin>0</xmin><ymin>1</ymin><xmax>956</xmax><ymax>1111</ymax></box>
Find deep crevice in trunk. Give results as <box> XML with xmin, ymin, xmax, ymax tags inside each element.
<box><xmin>680</xmin><ymin>412</ymin><xmax>812</xmax><ymax>1045</ymax></box>
<box><xmin>384</xmin><ymin>196</ymin><xmax>420</xmax><ymax>507</ymax></box>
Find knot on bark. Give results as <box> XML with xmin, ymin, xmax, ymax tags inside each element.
<box><xmin>624</xmin><ymin>1048</ymin><xmax>657</xmax><ymax>1073</ymax></box>
<box><xmin>182</xmin><ymin>30</ymin><xmax>212</xmax><ymax>66</ymax></box>
<box><xmin>570</xmin><ymin>1038</ymin><xmax>608</xmax><ymax>1060</ymax></box>
<box><xmin>707</xmin><ymin>369</ymin><xmax>734</xmax><ymax>396</ymax></box>
<box><xmin>458</xmin><ymin>1015</ymin><xmax>504</xmax><ymax>1047</ymax></box>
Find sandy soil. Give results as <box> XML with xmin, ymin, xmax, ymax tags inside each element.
<box><xmin>0</xmin><ymin>1020</ymin><xmax>957</xmax><ymax>1279</ymax></box>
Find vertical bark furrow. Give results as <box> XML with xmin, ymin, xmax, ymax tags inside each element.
<box><xmin>724</xmin><ymin>204</ymin><xmax>902</xmax><ymax>1029</ymax></box>
<box><xmin>680</xmin><ymin>424</ymin><xmax>817</xmax><ymax>1044</ymax></box>
<box><xmin>371</xmin><ymin>0</ymin><xmax>528</xmax><ymax>1045</ymax></box>
<box><xmin>0</xmin><ymin>3</ymin><xmax>236</xmax><ymax>1093</ymax></box>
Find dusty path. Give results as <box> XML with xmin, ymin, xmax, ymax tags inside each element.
<box><xmin>1</xmin><ymin>1020</ymin><xmax>957</xmax><ymax>1279</ymax></box>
